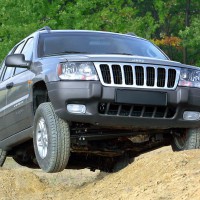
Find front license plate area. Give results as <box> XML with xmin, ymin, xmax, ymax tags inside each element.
<box><xmin>115</xmin><ymin>90</ymin><xmax>167</xmax><ymax>106</ymax></box>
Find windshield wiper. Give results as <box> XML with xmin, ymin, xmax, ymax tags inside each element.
<box><xmin>60</xmin><ymin>51</ymin><xmax>88</xmax><ymax>54</ymax></box>
<box><xmin>107</xmin><ymin>53</ymin><xmax>135</xmax><ymax>56</ymax></box>
<box><xmin>45</xmin><ymin>51</ymin><xmax>88</xmax><ymax>56</ymax></box>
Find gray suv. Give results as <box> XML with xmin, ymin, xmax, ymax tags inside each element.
<box><xmin>1</xmin><ymin>26</ymin><xmax>200</xmax><ymax>172</ymax></box>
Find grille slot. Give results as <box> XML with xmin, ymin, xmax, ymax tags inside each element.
<box><xmin>168</xmin><ymin>69</ymin><xmax>176</xmax><ymax>88</ymax></box>
<box><xmin>135</xmin><ymin>66</ymin><xmax>144</xmax><ymax>86</ymax></box>
<box><xmin>146</xmin><ymin>67</ymin><xmax>155</xmax><ymax>86</ymax></box>
<box><xmin>98</xmin><ymin>103</ymin><xmax>176</xmax><ymax>119</ymax></box>
<box><xmin>124</xmin><ymin>65</ymin><xmax>133</xmax><ymax>85</ymax></box>
<box><xmin>97</xmin><ymin>63</ymin><xmax>180</xmax><ymax>90</ymax></box>
<box><xmin>112</xmin><ymin>65</ymin><xmax>122</xmax><ymax>84</ymax></box>
<box><xmin>99</xmin><ymin>64</ymin><xmax>111</xmax><ymax>84</ymax></box>
<box><xmin>157</xmin><ymin>68</ymin><xmax>166</xmax><ymax>87</ymax></box>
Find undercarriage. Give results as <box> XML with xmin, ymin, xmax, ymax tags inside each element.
<box><xmin>9</xmin><ymin>123</ymin><xmax>172</xmax><ymax>172</ymax></box>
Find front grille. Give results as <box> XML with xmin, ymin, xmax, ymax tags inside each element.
<box><xmin>98</xmin><ymin>103</ymin><xmax>176</xmax><ymax>119</ymax></box>
<box><xmin>94</xmin><ymin>63</ymin><xmax>180</xmax><ymax>90</ymax></box>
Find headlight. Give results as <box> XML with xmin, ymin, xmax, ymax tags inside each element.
<box><xmin>58</xmin><ymin>62</ymin><xmax>99</xmax><ymax>80</ymax></box>
<box><xmin>178</xmin><ymin>68</ymin><xmax>200</xmax><ymax>88</ymax></box>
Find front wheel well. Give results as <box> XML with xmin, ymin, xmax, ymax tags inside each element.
<box><xmin>33</xmin><ymin>81</ymin><xmax>49</xmax><ymax>113</ymax></box>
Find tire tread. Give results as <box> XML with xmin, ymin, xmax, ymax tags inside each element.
<box><xmin>172</xmin><ymin>128</ymin><xmax>200</xmax><ymax>151</ymax></box>
<box><xmin>33</xmin><ymin>102</ymin><xmax>70</xmax><ymax>173</ymax></box>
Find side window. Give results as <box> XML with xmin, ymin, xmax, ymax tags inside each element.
<box><xmin>2</xmin><ymin>67</ymin><xmax>14</xmax><ymax>81</ymax></box>
<box><xmin>14</xmin><ymin>67</ymin><xmax>26</xmax><ymax>76</ymax></box>
<box><xmin>0</xmin><ymin>61</ymin><xmax>5</xmax><ymax>80</ymax></box>
<box><xmin>21</xmin><ymin>38</ymin><xmax>34</xmax><ymax>60</ymax></box>
<box><xmin>14</xmin><ymin>38</ymin><xmax>34</xmax><ymax>76</ymax></box>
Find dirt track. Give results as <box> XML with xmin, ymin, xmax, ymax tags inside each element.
<box><xmin>1</xmin><ymin>146</ymin><xmax>200</xmax><ymax>200</ymax></box>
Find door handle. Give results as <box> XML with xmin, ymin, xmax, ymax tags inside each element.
<box><xmin>6</xmin><ymin>82</ymin><xmax>14</xmax><ymax>89</ymax></box>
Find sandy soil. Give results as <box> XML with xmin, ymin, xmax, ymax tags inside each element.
<box><xmin>1</xmin><ymin>146</ymin><xmax>200</xmax><ymax>200</ymax></box>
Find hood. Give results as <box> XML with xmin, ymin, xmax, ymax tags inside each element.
<box><xmin>43</xmin><ymin>54</ymin><xmax>200</xmax><ymax>70</ymax></box>
<box><xmin>60</xmin><ymin>54</ymin><xmax>182</xmax><ymax>66</ymax></box>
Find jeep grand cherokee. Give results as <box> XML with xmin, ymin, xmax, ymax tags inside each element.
<box><xmin>0</xmin><ymin>26</ymin><xmax>200</xmax><ymax>172</ymax></box>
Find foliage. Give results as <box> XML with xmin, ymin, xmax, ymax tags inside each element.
<box><xmin>152</xmin><ymin>36</ymin><xmax>182</xmax><ymax>61</ymax></box>
<box><xmin>153</xmin><ymin>36</ymin><xmax>181</xmax><ymax>47</ymax></box>
<box><xmin>0</xmin><ymin>0</ymin><xmax>199</xmax><ymax>65</ymax></box>
<box><xmin>179</xmin><ymin>17</ymin><xmax>200</xmax><ymax>65</ymax></box>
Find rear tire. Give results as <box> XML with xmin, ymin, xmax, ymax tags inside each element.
<box><xmin>171</xmin><ymin>128</ymin><xmax>200</xmax><ymax>151</ymax></box>
<box><xmin>33</xmin><ymin>102</ymin><xmax>70</xmax><ymax>173</ymax></box>
<box><xmin>0</xmin><ymin>149</ymin><xmax>6</xmax><ymax>167</ymax></box>
<box><xmin>112</xmin><ymin>155</ymin><xmax>132</xmax><ymax>172</ymax></box>
<box><xmin>12</xmin><ymin>155</ymin><xmax>39</xmax><ymax>168</ymax></box>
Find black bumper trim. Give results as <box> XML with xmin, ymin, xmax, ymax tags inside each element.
<box><xmin>47</xmin><ymin>81</ymin><xmax>200</xmax><ymax>129</ymax></box>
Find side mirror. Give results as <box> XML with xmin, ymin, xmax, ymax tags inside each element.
<box><xmin>5</xmin><ymin>54</ymin><xmax>31</xmax><ymax>68</ymax></box>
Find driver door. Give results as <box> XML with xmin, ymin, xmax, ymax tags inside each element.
<box><xmin>0</xmin><ymin>64</ymin><xmax>14</xmax><ymax>140</ymax></box>
<box><xmin>4</xmin><ymin>38</ymin><xmax>34</xmax><ymax>139</ymax></box>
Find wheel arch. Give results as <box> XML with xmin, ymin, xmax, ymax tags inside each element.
<box><xmin>32</xmin><ymin>80</ymin><xmax>49</xmax><ymax>113</ymax></box>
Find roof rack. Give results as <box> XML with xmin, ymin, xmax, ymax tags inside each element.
<box><xmin>37</xmin><ymin>26</ymin><xmax>51</xmax><ymax>32</ymax></box>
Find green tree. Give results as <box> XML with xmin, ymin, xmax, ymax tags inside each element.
<box><xmin>0</xmin><ymin>0</ymin><xmax>59</xmax><ymax>60</ymax></box>
<box><xmin>180</xmin><ymin>17</ymin><xmax>200</xmax><ymax>65</ymax></box>
<box><xmin>0</xmin><ymin>0</ymin><xmax>199</xmax><ymax>65</ymax></box>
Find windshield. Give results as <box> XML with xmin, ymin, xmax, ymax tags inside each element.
<box><xmin>38</xmin><ymin>32</ymin><xmax>168</xmax><ymax>60</ymax></box>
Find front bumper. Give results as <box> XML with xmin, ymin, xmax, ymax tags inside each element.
<box><xmin>47</xmin><ymin>81</ymin><xmax>200</xmax><ymax>129</ymax></box>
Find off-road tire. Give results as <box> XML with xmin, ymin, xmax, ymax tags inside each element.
<box><xmin>112</xmin><ymin>155</ymin><xmax>131</xmax><ymax>172</ymax></box>
<box><xmin>33</xmin><ymin>102</ymin><xmax>70</xmax><ymax>173</ymax></box>
<box><xmin>171</xmin><ymin>128</ymin><xmax>200</xmax><ymax>151</ymax></box>
<box><xmin>12</xmin><ymin>155</ymin><xmax>39</xmax><ymax>169</ymax></box>
<box><xmin>0</xmin><ymin>149</ymin><xmax>6</xmax><ymax>167</ymax></box>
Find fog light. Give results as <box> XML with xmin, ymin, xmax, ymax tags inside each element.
<box><xmin>183</xmin><ymin>111</ymin><xmax>200</xmax><ymax>121</ymax></box>
<box><xmin>67</xmin><ymin>104</ymin><xmax>86</xmax><ymax>114</ymax></box>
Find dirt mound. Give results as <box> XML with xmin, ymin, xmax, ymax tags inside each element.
<box><xmin>75</xmin><ymin>147</ymin><xmax>200</xmax><ymax>200</ymax></box>
<box><xmin>2</xmin><ymin>146</ymin><xmax>200</xmax><ymax>200</ymax></box>
<box><xmin>0</xmin><ymin>169</ymin><xmax>46</xmax><ymax>200</ymax></box>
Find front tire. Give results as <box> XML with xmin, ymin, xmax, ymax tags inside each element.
<box><xmin>171</xmin><ymin>128</ymin><xmax>200</xmax><ymax>151</ymax></box>
<box><xmin>33</xmin><ymin>102</ymin><xmax>70</xmax><ymax>173</ymax></box>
